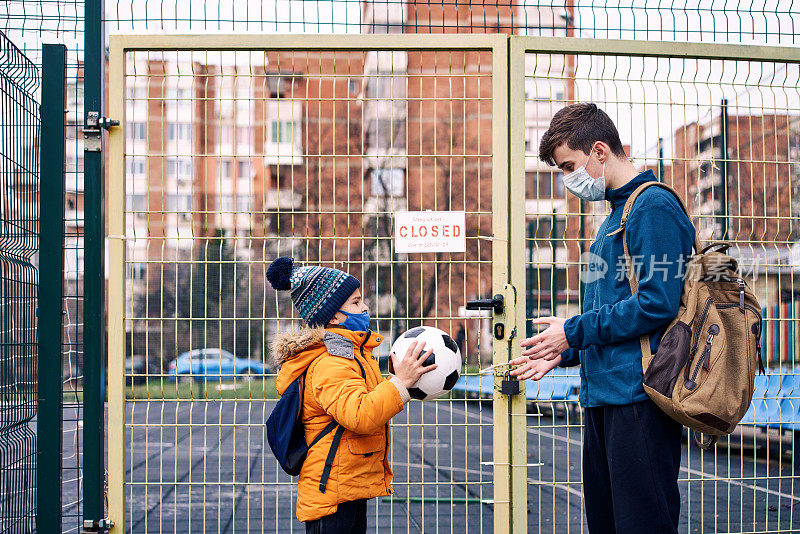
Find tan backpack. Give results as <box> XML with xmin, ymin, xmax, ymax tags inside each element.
<box><xmin>613</xmin><ymin>181</ymin><xmax>764</xmax><ymax>448</ymax></box>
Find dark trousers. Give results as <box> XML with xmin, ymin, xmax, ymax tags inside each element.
<box><xmin>305</xmin><ymin>499</ymin><xmax>368</xmax><ymax>534</ymax></box>
<box><xmin>583</xmin><ymin>399</ymin><xmax>683</xmax><ymax>534</ymax></box>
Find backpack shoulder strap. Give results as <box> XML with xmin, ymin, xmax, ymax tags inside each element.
<box><xmin>309</xmin><ymin>349</ymin><xmax>369</xmax><ymax>493</ymax></box>
<box><xmin>606</xmin><ymin>181</ymin><xmax>701</xmax><ymax>361</ymax></box>
<box><xmin>606</xmin><ymin>181</ymin><xmax>703</xmax><ymax>253</ymax></box>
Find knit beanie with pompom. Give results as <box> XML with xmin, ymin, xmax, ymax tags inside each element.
<box><xmin>266</xmin><ymin>257</ymin><xmax>361</xmax><ymax>327</ymax></box>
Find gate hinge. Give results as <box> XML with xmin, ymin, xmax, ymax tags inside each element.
<box><xmin>82</xmin><ymin>518</ymin><xmax>114</xmax><ymax>533</ymax></box>
<box><xmin>83</xmin><ymin>111</ymin><xmax>119</xmax><ymax>152</ymax></box>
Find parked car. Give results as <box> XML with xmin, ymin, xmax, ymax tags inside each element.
<box><xmin>166</xmin><ymin>348</ymin><xmax>268</xmax><ymax>382</ymax></box>
<box><xmin>126</xmin><ymin>355</ymin><xmax>160</xmax><ymax>385</ymax></box>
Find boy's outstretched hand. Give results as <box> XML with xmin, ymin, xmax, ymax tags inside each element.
<box><xmin>508</xmin><ymin>354</ymin><xmax>562</xmax><ymax>381</ymax></box>
<box><xmin>519</xmin><ymin>316</ymin><xmax>570</xmax><ymax>361</ymax></box>
<box><xmin>390</xmin><ymin>341</ymin><xmax>438</xmax><ymax>389</ymax></box>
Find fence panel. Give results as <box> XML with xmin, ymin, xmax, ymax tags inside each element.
<box><xmin>0</xmin><ymin>31</ymin><xmax>41</xmax><ymax>534</ymax></box>
<box><xmin>511</xmin><ymin>36</ymin><xmax>800</xmax><ymax>533</ymax></box>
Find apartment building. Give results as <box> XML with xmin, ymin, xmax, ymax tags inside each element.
<box><xmin>63</xmin><ymin>1</ymin><xmax>570</xmax><ymax>362</ymax></box>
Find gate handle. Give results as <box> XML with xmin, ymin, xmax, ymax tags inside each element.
<box><xmin>466</xmin><ymin>294</ymin><xmax>504</xmax><ymax>314</ymax></box>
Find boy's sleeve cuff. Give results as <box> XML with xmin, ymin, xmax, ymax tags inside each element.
<box><xmin>389</xmin><ymin>376</ymin><xmax>411</xmax><ymax>404</ymax></box>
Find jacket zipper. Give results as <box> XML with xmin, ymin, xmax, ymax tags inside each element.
<box><xmin>359</xmin><ymin>330</ymin><xmax>372</xmax><ymax>376</ymax></box>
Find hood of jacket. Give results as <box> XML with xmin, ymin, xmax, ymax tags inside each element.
<box><xmin>272</xmin><ymin>326</ymin><xmax>384</xmax><ymax>395</ymax></box>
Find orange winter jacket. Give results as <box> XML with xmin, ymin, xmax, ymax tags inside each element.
<box><xmin>272</xmin><ymin>327</ymin><xmax>410</xmax><ymax>522</ymax></box>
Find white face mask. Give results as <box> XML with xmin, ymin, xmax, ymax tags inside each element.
<box><xmin>563</xmin><ymin>149</ymin><xmax>605</xmax><ymax>201</ymax></box>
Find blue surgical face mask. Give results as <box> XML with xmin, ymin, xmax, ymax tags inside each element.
<box><xmin>337</xmin><ymin>310</ymin><xmax>371</xmax><ymax>332</ymax></box>
<box><xmin>563</xmin><ymin>149</ymin><xmax>605</xmax><ymax>201</ymax></box>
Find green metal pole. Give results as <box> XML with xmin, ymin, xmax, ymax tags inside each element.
<box><xmin>38</xmin><ymin>43</ymin><xmax>66</xmax><ymax>534</ymax></box>
<box><xmin>720</xmin><ymin>98</ymin><xmax>729</xmax><ymax>240</ymax></box>
<box><xmin>84</xmin><ymin>0</ymin><xmax>107</xmax><ymax>523</ymax></box>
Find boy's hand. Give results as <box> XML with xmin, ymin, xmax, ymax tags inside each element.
<box><xmin>508</xmin><ymin>354</ymin><xmax>562</xmax><ymax>381</ymax></box>
<box><xmin>519</xmin><ymin>316</ymin><xmax>569</xmax><ymax>361</ymax></box>
<box><xmin>390</xmin><ymin>341</ymin><xmax>437</xmax><ymax>390</ymax></box>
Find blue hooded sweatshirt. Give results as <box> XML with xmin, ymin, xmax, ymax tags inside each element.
<box><xmin>558</xmin><ymin>169</ymin><xmax>696</xmax><ymax>407</ymax></box>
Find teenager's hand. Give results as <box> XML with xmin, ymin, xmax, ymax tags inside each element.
<box><xmin>508</xmin><ymin>354</ymin><xmax>562</xmax><ymax>381</ymax></box>
<box><xmin>390</xmin><ymin>341</ymin><xmax>437</xmax><ymax>389</ymax></box>
<box><xmin>519</xmin><ymin>316</ymin><xmax>570</xmax><ymax>361</ymax></box>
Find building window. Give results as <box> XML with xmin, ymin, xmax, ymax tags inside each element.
<box><xmin>236</xmin><ymin>126</ymin><xmax>250</xmax><ymax>145</ymax></box>
<box><xmin>167</xmin><ymin>193</ymin><xmax>192</xmax><ymax>212</ymax></box>
<box><xmin>371</xmin><ymin>168</ymin><xmax>404</xmax><ymax>197</ymax></box>
<box><xmin>125</xmin><ymin>86</ymin><xmax>146</xmax><ymax>101</ymax></box>
<box><xmin>126</xmin><ymin>262</ymin><xmax>147</xmax><ymax>280</ymax></box>
<box><xmin>168</xmin><ymin>157</ymin><xmax>192</xmax><ymax>179</ymax></box>
<box><xmin>267</xmin><ymin>76</ymin><xmax>285</xmax><ymax>98</ymax></box>
<box><xmin>126</xmin><ymin>193</ymin><xmax>147</xmax><ymax>212</ymax></box>
<box><xmin>271</xmin><ymin>120</ymin><xmax>298</xmax><ymax>144</ymax></box>
<box><xmin>127</xmin><ymin>121</ymin><xmax>146</xmax><ymax>140</ymax></box>
<box><xmin>524</xmin><ymin>78</ymin><xmax>564</xmax><ymax>102</ymax></box>
<box><xmin>526</xmin><ymin>171</ymin><xmax>564</xmax><ymax>198</ymax></box>
<box><xmin>367</xmin><ymin>118</ymin><xmax>404</xmax><ymax>151</ymax></box>
<box><xmin>219</xmin><ymin>125</ymin><xmax>234</xmax><ymax>145</ymax></box>
<box><xmin>236</xmin><ymin>195</ymin><xmax>252</xmax><ymax>212</ymax></box>
<box><xmin>127</xmin><ymin>157</ymin><xmax>146</xmax><ymax>176</ymax></box>
<box><xmin>218</xmin><ymin>194</ymin><xmax>234</xmax><ymax>212</ymax></box>
<box><xmin>169</xmin><ymin>122</ymin><xmax>192</xmax><ymax>142</ymax></box>
<box><xmin>237</xmin><ymin>159</ymin><xmax>251</xmax><ymax>180</ymax></box>
<box><xmin>366</xmin><ymin>75</ymin><xmax>397</xmax><ymax>100</ymax></box>
<box><xmin>220</xmin><ymin>160</ymin><xmax>233</xmax><ymax>179</ymax></box>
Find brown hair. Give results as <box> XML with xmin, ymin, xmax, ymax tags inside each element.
<box><xmin>539</xmin><ymin>103</ymin><xmax>627</xmax><ymax>167</ymax></box>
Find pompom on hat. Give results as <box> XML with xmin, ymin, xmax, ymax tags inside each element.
<box><xmin>266</xmin><ymin>257</ymin><xmax>360</xmax><ymax>327</ymax></box>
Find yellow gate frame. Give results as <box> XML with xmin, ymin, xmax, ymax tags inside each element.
<box><xmin>106</xmin><ymin>33</ymin><xmax>526</xmax><ymax>534</ymax></box>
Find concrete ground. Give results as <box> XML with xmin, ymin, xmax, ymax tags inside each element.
<box><xmin>89</xmin><ymin>398</ymin><xmax>800</xmax><ymax>532</ymax></box>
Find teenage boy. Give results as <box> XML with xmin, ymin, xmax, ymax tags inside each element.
<box><xmin>509</xmin><ymin>103</ymin><xmax>695</xmax><ymax>533</ymax></box>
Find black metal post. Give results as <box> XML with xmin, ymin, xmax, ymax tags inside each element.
<box><xmin>83</xmin><ymin>0</ymin><xmax>107</xmax><ymax>525</ymax></box>
<box><xmin>657</xmin><ymin>137</ymin><xmax>665</xmax><ymax>182</ymax></box>
<box><xmin>38</xmin><ymin>42</ymin><xmax>66</xmax><ymax>534</ymax></box>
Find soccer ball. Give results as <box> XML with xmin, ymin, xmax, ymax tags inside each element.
<box><xmin>389</xmin><ymin>326</ymin><xmax>462</xmax><ymax>401</ymax></box>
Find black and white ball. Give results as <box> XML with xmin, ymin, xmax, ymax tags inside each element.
<box><xmin>389</xmin><ymin>326</ymin><xmax>462</xmax><ymax>401</ymax></box>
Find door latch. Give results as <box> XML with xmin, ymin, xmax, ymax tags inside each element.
<box><xmin>83</xmin><ymin>111</ymin><xmax>119</xmax><ymax>152</ymax></box>
<box><xmin>82</xmin><ymin>518</ymin><xmax>114</xmax><ymax>533</ymax></box>
<box><xmin>465</xmin><ymin>294</ymin><xmax>504</xmax><ymax>314</ymax></box>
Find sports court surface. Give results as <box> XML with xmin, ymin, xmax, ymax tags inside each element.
<box><xmin>68</xmin><ymin>399</ymin><xmax>800</xmax><ymax>532</ymax></box>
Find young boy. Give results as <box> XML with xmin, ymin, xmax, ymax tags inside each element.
<box><xmin>266</xmin><ymin>257</ymin><xmax>434</xmax><ymax>533</ymax></box>
<box><xmin>509</xmin><ymin>103</ymin><xmax>695</xmax><ymax>533</ymax></box>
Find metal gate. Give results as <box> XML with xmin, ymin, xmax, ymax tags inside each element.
<box><xmin>107</xmin><ymin>33</ymin><xmax>800</xmax><ymax>533</ymax></box>
<box><xmin>509</xmin><ymin>37</ymin><xmax>800</xmax><ymax>534</ymax></box>
<box><xmin>106</xmin><ymin>34</ymin><xmax>512</xmax><ymax>533</ymax></box>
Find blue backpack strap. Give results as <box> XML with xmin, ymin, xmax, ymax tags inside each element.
<box><xmin>308</xmin><ymin>420</ymin><xmax>338</xmax><ymax>449</ymax></box>
<box><xmin>316</xmin><ymin>354</ymin><xmax>368</xmax><ymax>493</ymax></box>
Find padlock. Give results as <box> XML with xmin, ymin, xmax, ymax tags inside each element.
<box><xmin>500</xmin><ymin>370</ymin><xmax>521</xmax><ymax>396</ymax></box>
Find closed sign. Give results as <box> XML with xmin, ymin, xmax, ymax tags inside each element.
<box><xmin>394</xmin><ymin>211</ymin><xmax>466</xmax><ymax>253</ymax></box>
